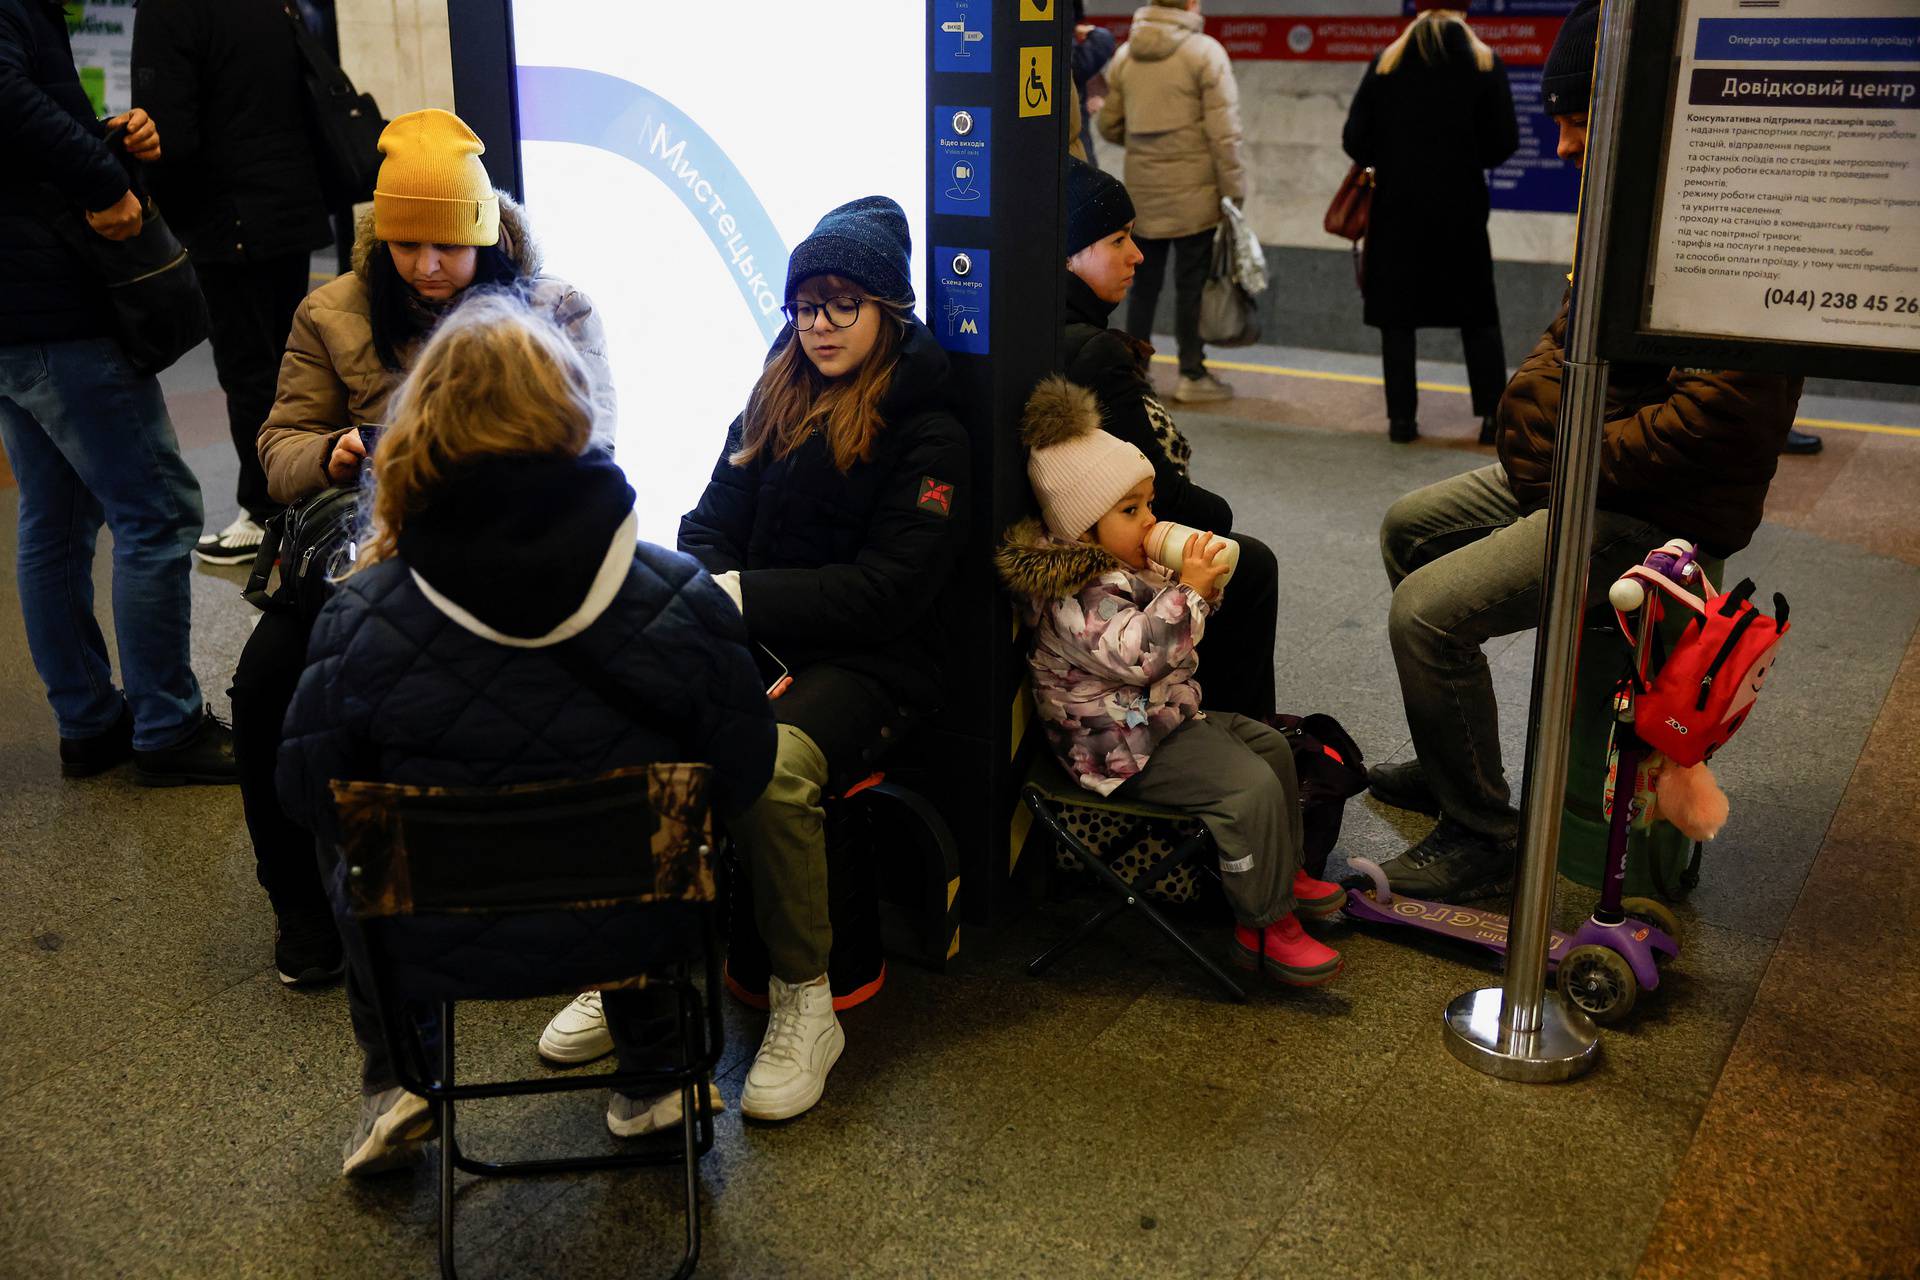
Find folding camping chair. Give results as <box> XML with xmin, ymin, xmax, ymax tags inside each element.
<box><xmin>1020</xmin><ymin>750</ymin><xmax>1248</xmax><ymax>1003</ymax></box>
<box><xmin>331</xmin><ymin>763</ymin><xmax>725</xmax><ymax>1280</ymax></box>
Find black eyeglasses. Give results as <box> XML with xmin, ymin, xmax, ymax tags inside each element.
<box><xmin>783</xmin><ymin>295</ymin><xmax>864</xmax><ymax>331</ymax></box>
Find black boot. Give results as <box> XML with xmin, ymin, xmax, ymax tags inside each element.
<box><xmin>1389</xmin><ymin>418</ymin><xmax>1419</xmax><ymax>444</ymax></box>
<box><xmin>1478</xmin><ymin>413</ymin><xmax>1498</xmax><ymax>445</ymax></box>
<box><xmin>59</xmin><ymin>703</ymin><xmax>133</xmax><ymax>778</ymax></box>
<box><xmin>135</xmin><ymin>707</ymin><xmax>240</xmax><ymax>787</ymax></box>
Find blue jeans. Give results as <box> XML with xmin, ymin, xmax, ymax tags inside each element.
<box><xmin>0</xmin><ymin>337</ymin><xmax>206</xmax><ymax>749</ymax></box>
<box><xmin>1380</xmin><ymin>465</ymin><xmax>1667</xmax><ymax>840</ymax></box>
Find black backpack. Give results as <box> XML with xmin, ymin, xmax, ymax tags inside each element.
<box><xmin>244</xmin><ymin>486</ymin><xmax>362</xmax><ymax>623</ymax></box>
<box><xmin>1265</xmin><ymin>712</ymin><xmax>1369</xmax><ymax>879</ymax></box>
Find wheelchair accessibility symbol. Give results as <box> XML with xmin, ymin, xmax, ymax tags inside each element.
<box><xmin>1019</xmin><ymin>46</ymin><xmax>1053</xmax><ymax>118</ymax></box>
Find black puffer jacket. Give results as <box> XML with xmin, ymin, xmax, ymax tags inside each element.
<box><xmin>130</xmin><ymin>0</ymin><xmax>332</xmax><ymax>264</ymax></box>
<box><xmin>678</xmin><ymin>320</ymin><xmax>970</xmax><ymax>712</ymax></box>
<box><xmin>278</xmin><ymin>452</ymin><xmax>776</xmax><ymax>997</ymax></box>
<box><xmin>0</xmin><ymin>0</ymin><xmax>125</xmax><ymax>343</ymax></box>
<box><xmin>1062</xmin><ymin>270</ymin><xmax>1233</xmax><ymax>532</ymax></box>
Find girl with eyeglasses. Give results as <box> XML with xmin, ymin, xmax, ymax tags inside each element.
<box><xmin>536</xmin><ymin>196</ymin><xmax>969</xmax><ymax>1124</ymax></box>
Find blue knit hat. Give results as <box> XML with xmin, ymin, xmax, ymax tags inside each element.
<box><xmin>784</xmin><ymin>196</ymin><xmax>914</xmax><ymax>308</ymax></box>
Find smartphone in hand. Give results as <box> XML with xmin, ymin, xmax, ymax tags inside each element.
<box><xmin>755</xmin><ymin>643</ymin><xmax>791</xmax><ymax>700</ymax></box>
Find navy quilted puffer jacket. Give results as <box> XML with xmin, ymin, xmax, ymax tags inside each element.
<box><xmin>275</xmin><ymin>451</ymin><xmax>776</xmax><ymax>996</ymax></box>
<box><xmin>277</xmin><ymin>452</ymin><xmax>776</xmax><ymax>845</ymax></box>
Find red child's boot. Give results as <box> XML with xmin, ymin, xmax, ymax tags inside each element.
<box><xmin>1232</xmin><ymin>914</ymin><xmax>1344</xmax><ymax>987</ymax></box>
<box><xmin>1292</xmin><ymin>869</ymin><xmax>1347</xmax><ymax>919</ymax></box>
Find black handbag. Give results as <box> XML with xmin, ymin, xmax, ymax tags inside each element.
<box><xmin>282</xmin><ymin>2</ymin><xmax>385</xmax><ymax>204</ymax></box>
<box><xmin>245</xmin><ymin>484</ymin><xmax>363</xmax><ymax>623</ymax></box>
<box><xmin>46</xmin><ymin>132</ymin><xmax>210</xmax><ymax>375</ymax></box>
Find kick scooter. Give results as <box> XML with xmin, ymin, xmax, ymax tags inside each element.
<box><xmin>1343</xmin><ymin>541</ymin><xmax>1701</xmax><ymax>1024</ymax></box>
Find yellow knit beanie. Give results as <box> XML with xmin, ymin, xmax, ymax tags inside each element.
<box><xmin>372</xmin><ymin>109</ymin><xmax>500</xmax><ymax>247</ymax></box>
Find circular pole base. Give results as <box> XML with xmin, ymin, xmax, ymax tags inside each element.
<box><xmin>1442</xmin><ymin>988</ymin><xmax>1601</xmax><ymax>1084</ymax></box>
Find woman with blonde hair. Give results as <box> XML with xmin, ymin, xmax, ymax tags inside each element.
<box><xmin>1343</xmin><ymin>0</ymin><xmax>1518</xmax><ymax>443</ymax></box>
<box><xmin>534</xmin><ymin>196</ymin><xmax>967</xmax><ymax>1125</ymax></box>
<box><xmin>233</xmin><ymin>107</ymin><xmax>615</xmax><ymax>991</ymax></box>
<box><xmin>277</xmin><ymin>294</ymin><xmax>775</xmax><ymax>1175</ymax></box>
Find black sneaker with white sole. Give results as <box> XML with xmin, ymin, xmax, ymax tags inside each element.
<box><xmin>194</xmin><ymin>515</ymin><xmax>268</xmax><ymax>566</ymax></box>
<box><xmin>1377</xmin><ymin>817</ymin><xmax>1516</xmax><ymax>903</ymax></box>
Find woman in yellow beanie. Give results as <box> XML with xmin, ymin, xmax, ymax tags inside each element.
<box><xmin>233</xmin><ymin>107</ymin><xmax>618</xmax><ymax>990</ymax></box>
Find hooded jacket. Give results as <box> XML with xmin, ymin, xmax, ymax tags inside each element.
<box><xmin>278</xmin><ymin>451</ymin><xmax>776</xmax><ymax>834</ymax></box>
<box><xmin>1495</xmin><ymin>294</ymin><xmax>1803</xmax><ymax>558</ymax></box>
<box><xmin>130</xmin><ymin>0</ymin><xmax>333</xmax><ymax>264</ymax></box>
<box><xmin>1097</xmin><ymin>4</ymin><xmax>1246</xmax><ymax>241</ymax></box>
<box><xmin>277</xmin><ymin>450</ymin><xmax>776</xmax><ymax>993</ymax></box>
<box><xmin>0</xmin><ymin>0</ymin><xmax>124</xmax><ymax>344</ymax></box>
<box><xmin>677</xmin><ymin>320</ymin><xmax>970</xmax><ymax>713</ymax></box>
<box><xmin>997</xmin><ymin>515</ymin><xmax>1207</xmax><ymax>797</ymax></box>
<box><xmin>1063</xmin><ymin>270</ymin><xmax>1233</xmax><ymax>532</ymax></box>
<box><xmin>257</xmin><ymin>195</ymin><xmax>616</xmax><ymax>506</ymax></box>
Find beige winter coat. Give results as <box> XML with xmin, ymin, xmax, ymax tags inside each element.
<box><xmin>1097</xmin><ymin>5</ymin><xmax>1246</xmax><ymax>241</ymax></box>
<box><xmin>257</xmin><ymin>194</ymin><xmax>616</xmax><ymax>506</ymax></box>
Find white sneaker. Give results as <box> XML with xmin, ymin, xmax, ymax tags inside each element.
<box><xmin>606</xmin><ymin>1082</ymin><xmax>725</xmax><ymax>1138</ymax></box>
<box><xmin>194</xmin><ymin>515</ymin><xmax>267</xmax><ymax>565</ymax></box>
<box><xmin>741</xmin><ymin>974</ymin><xmax>843</xmax><ymax>1121</ymax></box>
<box><xmin>1172</xmin><ymin>373</ymin><xmax>1234</xmax><ymax>404</ymax></box>
<box><xmin>537</xmin><ymin>990</ymin><xmax>614</xmax><ymax>1065</ymax></box>
<box><xmin>341</xmin><ymin>1086</ymin><xmax>436</xmax><ymax>1178</ymax></box>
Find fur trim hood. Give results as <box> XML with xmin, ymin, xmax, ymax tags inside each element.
<box><xmin>996</xmin><ymin>516</ymin><xmax>1128</xmax><ymax>601</ymax></box>
<box><xmin>350</xmin><ymin>190</ymin><xmax>541</xmax><ymax>280</ymax></box>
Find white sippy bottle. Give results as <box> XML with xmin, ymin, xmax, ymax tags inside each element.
<box><xmin>1144</xmin><ymin>522</ymin><xmax>1240</xmax><ymax>594</ymax></box>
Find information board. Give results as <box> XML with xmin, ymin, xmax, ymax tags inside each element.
<box><xmin>1599</xmin><ymin>0</ymin><xmax>1920</xmax><ymax>383</ymax></box>
<box><xmin>508</xmin><ymin>3</ymin><xmax>927</xmax><ymax>546</ymax></box>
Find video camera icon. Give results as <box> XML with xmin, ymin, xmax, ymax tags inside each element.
<box><xmin>945</xmin><ymin>160</ymin><xmax>981</xmax><ymax>202</ymax></box>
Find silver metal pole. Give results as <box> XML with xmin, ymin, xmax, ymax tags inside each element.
<box><xmin>1443</xmin><ymin>0</ymin><xmax>1638</xmax><ymax>1083</ymax></box>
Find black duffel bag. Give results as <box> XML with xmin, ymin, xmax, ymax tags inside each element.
<box><xmin>245</xmin><ymin>484</ymin><xmax>362</xmax><ymax>623</ymax></box>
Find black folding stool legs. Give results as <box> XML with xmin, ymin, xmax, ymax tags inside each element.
<box><xmin>1021</xmin><ymin>789</ymin><xmax>1248</xmax><ymax>1003</ymax></box>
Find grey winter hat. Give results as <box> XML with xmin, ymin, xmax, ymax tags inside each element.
<box><xmin>784</xmin><ymin>195</ymin><xmax>915</xmax><ymax>307</ymax></box>
<box><xmin>1541</xmin><ymin>0</ymin><xmax>1601</xmax><ymax>116</ymax></box>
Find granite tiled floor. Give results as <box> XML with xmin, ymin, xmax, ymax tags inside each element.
<box><xmin>2</xmin><ymin>340</ymin><xmax>1916</xmax><ymax>1278</ymax></box>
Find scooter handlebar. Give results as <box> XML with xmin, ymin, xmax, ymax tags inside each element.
<box><xmin>1608</xmin><ymin>577</ymin><xmax>1646</xmax><ymax>612</ymax></box>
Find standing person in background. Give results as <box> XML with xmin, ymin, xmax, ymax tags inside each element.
<box><xmin>1342</xmin><ymin>1</ymin><xmax>1517</xmax><ymax>446</ymax></box>
<box><xmin>1071</xmin><ymin>1</ymin><xmax>1117</xmax><ymax>170</ymax></box>
<box><xmin>132</xmin><ymin>0</ymin><xmax>335</xmax><ymax>563</ymax></box>
<box><xmin>0</xmin><ymin>0</ymin><xmax>236</xmax><ymax>785</ymax></box>
<box><xmin>1098</xmin><ymin>0</ymin><xmax>1246</xmax><ymax>405</ymax></box>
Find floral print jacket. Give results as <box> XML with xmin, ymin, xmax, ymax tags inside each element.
<box><xmin>996</xmin><ymin>517</ymin><xmax>1209</xmax><ymax>796</ymax></box>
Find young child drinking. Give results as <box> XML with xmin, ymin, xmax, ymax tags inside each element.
<box><xmin>997</xmin><ymin>376</ymin><xmax>1345</xmax><ymax>986</ymax></box>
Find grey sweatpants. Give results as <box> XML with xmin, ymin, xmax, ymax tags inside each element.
<box><xmin>1114</xmin><ymin>713</ymin><xmax>1303</xmax><ymax>928</ymax></box>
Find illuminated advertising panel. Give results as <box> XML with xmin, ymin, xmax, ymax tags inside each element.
<box><xmin>510</xmin><ymin>5</ymin><xmax>928</xmax><ymax>544</ymax></box>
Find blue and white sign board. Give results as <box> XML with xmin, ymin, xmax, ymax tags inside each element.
<box><xmin>511</xmin><ymin>3</ymin><xmax>927</xmax><ymax>547</ymax></box>
<box><xmin>1645</xmin><ymin>0</ymin><xmax>1920</xmax><ymax>352</ymax></box>
<box><xmin>933</xmin><ymin>106</ymin><xmax>991</xmax><ymax>218</ymax></box>
<box><xmin>932</xmin><ymin>246</ymin><xmax>990</xmax><ymax>355</ymax></box>
<box><xmin>935</xmin><ymin>0</ymin><xmax>992</xmax><ymax>73</ymax></box>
